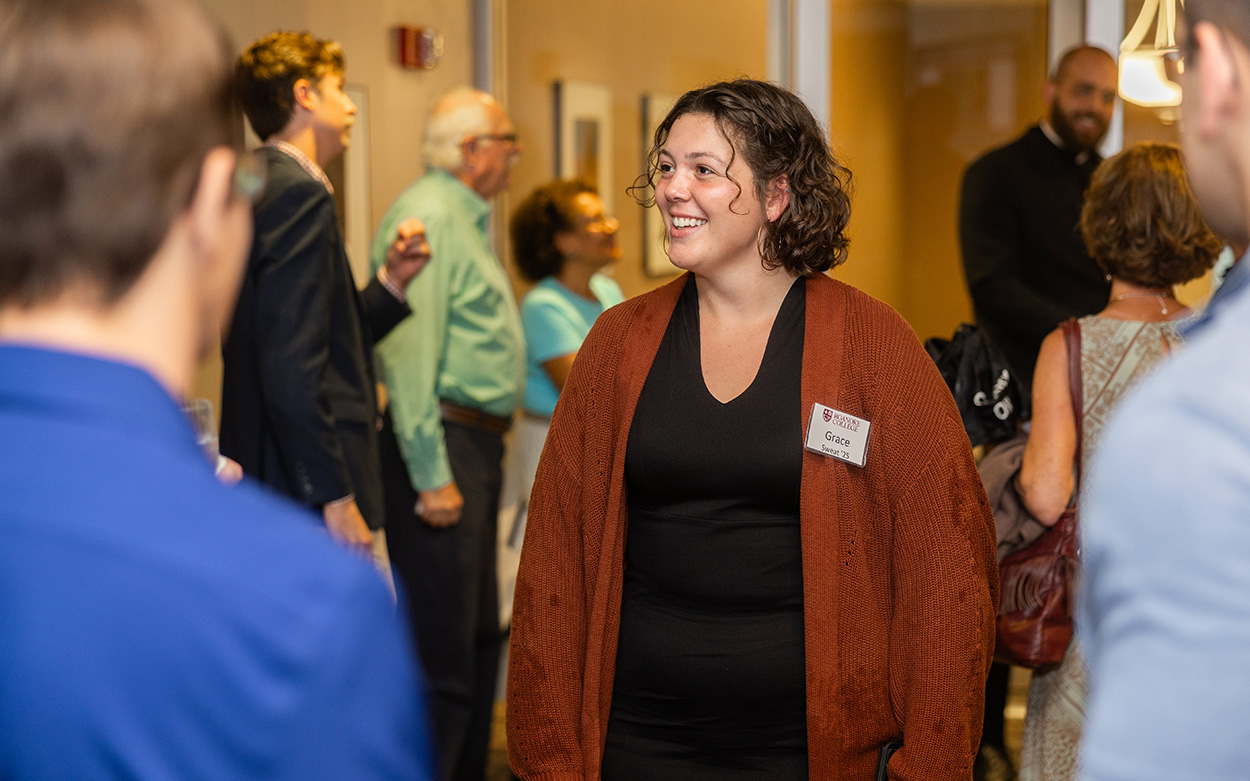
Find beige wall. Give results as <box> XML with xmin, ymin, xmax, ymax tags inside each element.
<box><xmin>503</xmin><ymin>0</ymin><xmax>1048</xmax><ymax>345</ymax></box>
<box><xmin>500</xmin><ymin>0</ymin><xmax>769</xmax><ymax>301</ymax></box>
<box><xmin>204</xmin><ymin>0</ymin><xmax>476</xmax><ymax>227</ymax></box>
<box><xmin>193</xmin><ymin>0</ymin><xmax>1112</xmax><ymax>406</ymax></box>
<box><xmin>830</xmin><ymin>0</ymin><xmax>1049</xmax><ymax>343</ymax></box>
<box><xmin>194</xmin><ymin>0</ymin><xmax>769</xmax><ymax>402</ymax></box>
<box><xmin>830</xmin><ymin>1</ymin><xmax>908</xmax><ymax>309</ymax></box>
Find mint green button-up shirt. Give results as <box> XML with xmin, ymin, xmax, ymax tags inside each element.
<box><xmin>370</xmin><ymin>169</ymin><xmax>525</xmax><ymax>491</ymax></box>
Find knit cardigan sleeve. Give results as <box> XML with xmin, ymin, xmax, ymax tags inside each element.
<box><xmin>506</xmin><ymin>358</ymin><xmax>592</xmax><ymax>780</ymax></box>
<box><xmin>506</xmin><ymin>295</ymin><xmax>643</xmax><ymax>781</ymax></box>
<box><xmin>866</xmin><ymin>301</ymin><xmax>999</xmax><ymax>779</ymax></box>
<box><xmin>887</xmin><ymin>419</ymin><xmax>998</xmax><ymax>778</ymax></box>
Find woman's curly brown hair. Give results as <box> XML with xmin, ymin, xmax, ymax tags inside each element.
<box><xmin>1081</xmin><ymin>142</ymin><xmax>1222</xmax><ymax>287</ymax></box>
<box><xmin>510</xmin><ymin>179</ymin><xmax>595</xmax><ymax>282</ymax></box>
<box><xmin>629</xmin><ymin>79</ymin><xmax>853</xmax><ymax>276</ymax></box>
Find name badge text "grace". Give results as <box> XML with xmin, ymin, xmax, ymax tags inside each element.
<box><xmin>804</xmin><ymin>403</ymin><xmax>871</xmax><ymax>467</ymax></box>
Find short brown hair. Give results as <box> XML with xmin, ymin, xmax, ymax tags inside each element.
<box><xmin>511</xmin><ymin>180</ymin><xmax>596</xmax><ymax>282</ymax></box>
<box><xmin>1081</xmin><ymin>143</ymin><xmax>1222</xmax><ymax>287</ymax></box>
<box><xmin>235</xmin><ymin>32</ymin><xmax>344</xmax><ymax>141</ymax></box>
<box><xmin>631</xmin><ymin>79</ymin><xmax>853</xmax><ymax>277</ymax></box>
<box><xmin>0</xmin><ymin>0</ymin><xmax>237</xmax><ymax>309</ymax></box>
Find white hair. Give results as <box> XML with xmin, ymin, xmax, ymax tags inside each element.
<box><xmin>423</xmin><ymin>87</ymin><xmax>496</xmax><ymax>172</ymax></box>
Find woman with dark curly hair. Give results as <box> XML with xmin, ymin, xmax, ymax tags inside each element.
<box><xmin>507</xmin><ymin>79</ymin><xmax>997</xmax><ymax>780</ymax></box>
<box><xmin>512</xmin><ymin>180</ymin><xmax>625</xmax><ymax>415</ymax></box>
<box><xmin>496</xmin><ymin>181</ymin><xmax>624</xmax><ymax>622</ymax></box>
<box><xmin>1015</xmin><ymin>142</ymin><xmax>1221</xmax><ymax>781</ymax></box>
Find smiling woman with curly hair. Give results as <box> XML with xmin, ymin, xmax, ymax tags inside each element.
<box><xmin>507</xmin><ymin>79</ymin><xmax>998</xmax><ymax>781</ymax></box>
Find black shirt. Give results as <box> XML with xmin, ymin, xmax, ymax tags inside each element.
<box><xmin>602</xmin><ymin>276</ymin><xmax>809</xmax><ymax>780</ymax></box>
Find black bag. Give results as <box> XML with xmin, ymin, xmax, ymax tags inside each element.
<box><xmin>924</xmin><ymin>324</ymin><xmax>1024</xmax><ymax>447</ymax></box>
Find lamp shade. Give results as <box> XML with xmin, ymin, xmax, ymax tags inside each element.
<box><xmin>1119</xmin><ymin>49</ymin><xmax>1182</xmax><ymax>107</ymax></box>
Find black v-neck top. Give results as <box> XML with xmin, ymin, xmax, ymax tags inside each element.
<box><xmin>602</xmin><ymin>276</ymin><xmax>808</xmax><ymax>780</ymax></box>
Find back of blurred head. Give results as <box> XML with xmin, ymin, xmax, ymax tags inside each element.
<box><xmin>1180</xmin><ymin>0</ymin><xmax>1250</xmax><ymax>248</ymax></box>
<box><xmin>0</xmin><ymin>0</ymin><xmax>246</xmax><ymax>391</ymax></box>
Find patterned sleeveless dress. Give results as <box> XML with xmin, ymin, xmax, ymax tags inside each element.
<box><xmin>1018</xmin><ymin>315</ymin><xmax>1183</xmax><ymax>781</ymax></box>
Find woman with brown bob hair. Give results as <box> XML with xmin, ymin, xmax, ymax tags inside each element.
<box><xmin>1082</xmin><ymin>143</ymin><xmax>1221</xmax><ymax>292</ymax></box>
<box><xmin>1014</xmin><ymin>142</ymin><xmax>1221</xmax><ymax>780</ymax></box>
<box><xmin>507</xmin><ymin>79</ymin><xmax>997</xmax><ymax>780</ymax></box>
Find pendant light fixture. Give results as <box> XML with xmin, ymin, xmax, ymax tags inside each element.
<box><xmin>1119</xmin><ymin>0</ymin><xmax>1183</xmax><ymax>108</ymax></box>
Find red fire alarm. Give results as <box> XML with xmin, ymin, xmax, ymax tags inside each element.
<box><xmin>397</xmin><ymin>26</ymin><xmax>443</xmax><ymax>70</ymax></box>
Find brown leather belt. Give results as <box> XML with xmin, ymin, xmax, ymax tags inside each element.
<box><xmin>439</xmin><ymin>400</ymin><xmax>512</xmax><ymax>436</ymax></box>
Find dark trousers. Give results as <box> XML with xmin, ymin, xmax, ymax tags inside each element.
<box><xmin>982</xmin><ymin>660</ymin><xmax>1009</xmax><ymax>748</ymax></box>
<box><xmin>384</xmin><ymin>419</ymin><xmax>504</xmax><ymax>781</ymax></box>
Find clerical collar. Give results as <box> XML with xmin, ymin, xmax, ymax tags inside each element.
<box><xmin>1039</xmin><ymin>120</ymin><xmax>1092</xmax><ymax>166</ymax></box>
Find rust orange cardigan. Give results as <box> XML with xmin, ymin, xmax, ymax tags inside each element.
<box><xmin>507</xmin><ymin>273</ymin><xmax>998</xmax><ymax>781</ymax></box>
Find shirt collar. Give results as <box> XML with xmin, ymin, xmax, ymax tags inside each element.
<box><xmin>1039</xmin><ymin>120</ymin><xmax>1092</xmax><ymax>166</ymax></box>
<box><xmin>427</xmin><ymin>168</ymin><xmax>491</xmax><ymax>230</ymax></box>
<box><xmin>0</xmin><ymin>345</ymin><xmax>205</xmax><ymax>464</ymax></box>
<box><xmin>264</xmin><ymin>140</ymin><xmax>334</xmax><ymax>195</ymax></box>
<box><xmin>1181</xmin><ymin>251</ymin><xmax>1250</xmax><ymax>338</ymax></box>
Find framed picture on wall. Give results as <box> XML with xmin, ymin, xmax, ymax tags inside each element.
<box><xmin>641</xmin><ymin>92</ymin><xmax>678</xmax><ymax>277</ymax></box>
<box><xmin>553</xmin><ymin>80</ymin><xmax>614</xmax><ymax>212</ymax></box>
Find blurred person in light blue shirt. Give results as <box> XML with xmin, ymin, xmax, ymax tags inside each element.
<box><xmin>1077</xmin><ymin>2</ymin><xmax>1250</xmax><ymax>779</ymax></box>
<box><xmin>515</xmin><ymin>180</ymin><xmax>626</xmax><ymax>419</ymax></box>
<box><xmin>497</xmin><ymin>180</ymin><xmax>625</xmax><ymax>625</ymax></box>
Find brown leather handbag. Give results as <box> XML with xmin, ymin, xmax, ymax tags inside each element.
<box><xmin>995</xmin><ymin>319</ymin><xmax>1082</xmax><ymax>669</ymax></box>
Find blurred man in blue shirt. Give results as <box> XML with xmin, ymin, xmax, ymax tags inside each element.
<box><xmin>0</xmin><ymin>1</ymin><xmax>433</xmax><ymax>777</ymax></box>
<box><xmin>1078</xmin><ymin>2</ymin><xmax>1250</xmax><ymax>779</ymax></box>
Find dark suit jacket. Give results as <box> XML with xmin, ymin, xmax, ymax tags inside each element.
<box><xmin>958</xmin><ymin>125</ymin><xmax>1110</xmax><ymax>400</ymax></box>
<box><xmin>221</xmin><ymin>147</ymin><xmax>410</xmax><ymax>529</ymax></box>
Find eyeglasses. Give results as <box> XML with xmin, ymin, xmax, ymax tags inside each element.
<box><xmin>573</xmin><ymin>213</ymin><xmax>617</xmax><ymax>232</ymax></box>
<box><xmin>1163</xmin><ymin>48</ymin><xmax>1185</xmax><ymax>85</ymax></box>
<box><xmin>471</xmin><ymin>132</ymin><xmax>519</xmax><ymax>146</ymax></box>
<box><xmin>232</xmin><ymin>150</ymin><xmax>267</xmax><ymax>203</ymax></box>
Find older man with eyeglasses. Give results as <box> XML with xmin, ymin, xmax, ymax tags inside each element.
<box><xmin>369</xmin><ymin>87</ymin><xmax>525</xmax><ymax>781</ymax></box>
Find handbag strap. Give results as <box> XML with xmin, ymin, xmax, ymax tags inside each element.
<box><xmin>1061</xmin><ymin>318</ymin><xmax>1084</xmax><ymax>493</ymax></box>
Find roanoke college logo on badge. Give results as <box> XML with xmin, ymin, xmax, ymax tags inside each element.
<box><xmin>822</xmin><ymin>409</ymin><xmax>832</xmax><ymax>423</ymax></box>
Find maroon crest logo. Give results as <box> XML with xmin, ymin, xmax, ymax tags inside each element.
<box><xmin>822</xmin><ymin>409</ymin><xmax>832</xmax><ymax>423</ymax></box>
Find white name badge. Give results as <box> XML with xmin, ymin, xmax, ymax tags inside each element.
<box><xmin>805</xmin><ymin>403</ymin><xmax>871</xmax><ymax>467</ymax></box>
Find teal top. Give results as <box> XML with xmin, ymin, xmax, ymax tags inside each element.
<box><xmin>521</xmin><ymin>274</ymin><xmax>625</xmax><ymax>418</ymax></box>
<box><xmin>369</xmin><ymin>169</ymin><xmax>525</xmax><ymax>491</ymax></box>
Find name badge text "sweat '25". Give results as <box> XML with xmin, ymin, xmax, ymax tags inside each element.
<box><xmin>804</xmin><ymin>403</ymin><xmax>871</xmax><ymax>467</ymax></box>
